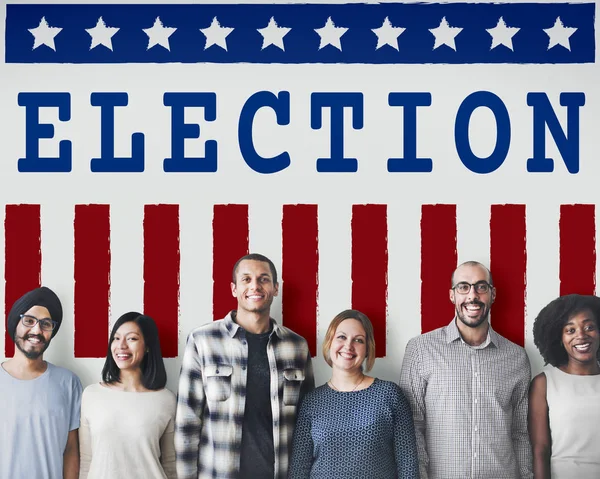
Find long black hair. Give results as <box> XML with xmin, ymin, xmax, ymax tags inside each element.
<box><xmin>101</xmin><ymin>311</ymin><xmax>167</xmax><ymax>390</ymax></box>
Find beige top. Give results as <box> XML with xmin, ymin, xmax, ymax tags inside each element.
<box><xmin>545</xmin><ymin>365</ymin><xmax>600</xmax><ymax>479</ymax></box>
<box><xmin>79</xmin><ymin>383</ymin><xmax>176</xmax><ymax>479</ymax></box>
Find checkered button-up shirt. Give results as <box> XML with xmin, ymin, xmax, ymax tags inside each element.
<box><xmin>399</xmin><ymin>319</ymin><xmax>533</xmax><ymax>479</ymax></box>
<box><xmin>175</xmin><ymin>312</ymin><xmax>314</xmax><ymax>479</ymax></box>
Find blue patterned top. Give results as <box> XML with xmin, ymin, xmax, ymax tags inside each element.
<box><xmin>288</xmin><ymin>378</ymin><xmax>419</xmax><ymax>478</ymax></box>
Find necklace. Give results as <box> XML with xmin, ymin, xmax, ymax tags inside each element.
<box><xmin>329</xmin><ymin>374</ymin><xmax>365</xmax><ymax>392</ymax></box>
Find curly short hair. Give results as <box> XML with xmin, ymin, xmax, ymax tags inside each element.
<box><xmin>532</xmin><ymin>294</ymin><xmax>600</xmax><ymax>367</ymax></box>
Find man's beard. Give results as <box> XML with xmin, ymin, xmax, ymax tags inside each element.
<box><xmin>456</xmin><ymin>300</ymin><xmax>490</xmax><ymax>329</ymax></box>
<box><xmin>15</xmin><ymin>333</ymin><xmax>50</xmax><ymax>360</ymax></box>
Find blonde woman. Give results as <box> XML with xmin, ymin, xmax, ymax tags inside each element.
<box><xmin>289</xmin><ymin>309</ymin><xmax>419</xmax><ymax>478</ymax></box>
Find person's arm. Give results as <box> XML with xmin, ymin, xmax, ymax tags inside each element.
<box><xmin>393</xmin><ymin>386</ymin><xmax>420</xmax><ymax>479</ymax></box>
<box><xmin>63</xmin><ymin>429</ymin><xmax>79</xmax><ymax>479</ymax></box>
<box><xmin>300</xmin><ymin>349</ymin><xmax>315</xmax><ymax>400</ymax></box>
<box><xmin>528</xmin><ymin>373</ymin><xmax>551</xmax><ymax>479</ymax></box>
<box><xmin>512</xmin><ymin>353</ymin><xmax>534</xmax><ymax>479</ymax></box>
<box><xmin>78</xmin><ymin>413</ymin><xmax>92</xmax><ymax>479</ymax></box>
<box><xmin>399</xmin><ymin>338</ymin><xmax>428</xmax><ymax>479</ymax></box>
<box><xmin>287</xmin><ymin>397</ymin><xmax>313</xmax><ymax>479</ymax></box>
<box><xmin>160</xmin><ymin>416</ymin><xmax>177</xmax><ymax>479</ymax></box>
<box><xmin>175</xmin><ymin>334</ymin><xmax>206</xmax><ymax>479</ymax></box>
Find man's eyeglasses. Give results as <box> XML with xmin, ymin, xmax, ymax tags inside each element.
<box><xmin>19</xmin><ymin>314</ymin><xmax>57</xmax><ymax>332</ymax></box>
<box><xmin>452</xmin><ymin>281</ymin><xmax>492</xmax><ymax>295</ymax></box>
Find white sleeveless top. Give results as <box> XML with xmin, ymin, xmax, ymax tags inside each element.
<box><xmin>544</xmin><ymin>365</ymin><xmax>600</xmax><ymax>479</ymax></box>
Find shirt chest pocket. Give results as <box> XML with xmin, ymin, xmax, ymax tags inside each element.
<box><xmin>283</xmin><ymin>368</ymin><xmax>305</xmax><ymax>406</ymax></box>
<box><xmin>205</xmin><ymin>364</ymin><xmax>233</xmax><ymax>402</ymax></box>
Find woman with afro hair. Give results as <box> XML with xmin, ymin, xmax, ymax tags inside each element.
<box><xmin>529</xmin><ymin>294</ymin><xmax>600</xmax><ymax>479</ymax></box>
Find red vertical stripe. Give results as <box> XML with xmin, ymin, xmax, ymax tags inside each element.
<box><xmin>4</xmin><ymin>205</ymin><xmax>41</xmax><ymax>357</ymax></box>
<box><xmin>560</xmin><ymin>204</ymin><xmax>595</xmax><ymax>296</ymax></box>
<box><xmin>351</xmin><ymin>205</ymin><xmax>387</xmax><ymax>357</ymax></box>
<box><xmin>490</xmin><ymin>204</ymin><xmax>527</xmax><ymax>347</ymax></box>
<box><xmin>74</xmin><ymin>205</ymin><xmax>111</xmax><ymax>358</ymax></box>
<box><xmin>213</xmin><ymin>205</ymin><xmax>249</xmax><ymax>320</ymax></box>
<box><xmin>143</xmin><ymin>205</ymin><xmax>179</xmax><ymax>358</ymax></box>
<box><xmin>282</xmin><ymin>205</ymin><xmax>318</xmax><ymax>356</ymax></box>
<box><xmin>421</xmin><ymin>205</ymin><xmax>457</xmax><ymax>333</ymax></box>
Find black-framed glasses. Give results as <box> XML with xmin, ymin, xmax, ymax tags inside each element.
<box><xmin>452</xmin><ymin>281</ymin><xmax>492</xmax><ymax>295</ymax></box>
<box><xmin>19</xmin><ymin>314</ymin><xmax>57</xmax><ymax>331</ymax></box>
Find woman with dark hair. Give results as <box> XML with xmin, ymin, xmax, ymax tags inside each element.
<box><xmin>79</xmin><ymin>312</ymin><xmax>176</xmax><ymax>479</ymax></box>
<box><xmin>288</xmin><ymin>309</ymin><xmax>419</xmax><ymax>478</ymax></box>
<box><xmin>529</xmin><ymin>294</ymin><xmax>600</xmax><ymax>479</ymax></box>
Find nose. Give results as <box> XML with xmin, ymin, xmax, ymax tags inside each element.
<box><xmin>117</xmin><ymin>337</ymin><xmax>128</xmax><ymax>349</ymax></box>
<box><xmin>29</xmin><ymin>321</ymin><xmax>43</xmax><ymax>334</ymax></box>
<box><xmin>249</xmin><ymin>278</ymin><xmax>262</xmax><ymax>290</ymax></box>
<box><xmin>575</xmin><ymin>328</ymin><xmax>588</xmax><ymax>339</ymax></box>
<box><xmin>466</xmin><ymin>284</ymin><xmax>481</xmax><ymax>301</ymax></box>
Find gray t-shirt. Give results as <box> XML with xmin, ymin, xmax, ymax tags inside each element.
<box><xmin>0</xmin><ymin>361</ymin><xmax>82</xmax><ymax>479</ymax></box>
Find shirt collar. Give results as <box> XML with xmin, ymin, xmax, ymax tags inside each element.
<box><xmin>445</xmin><ymin>318</ymin><xmax>499</xmax><ymax>348</ymax></box>
<box><xmin>223</xmin><ymin>310</ymin><xmax>283</xmax><ymax>339</ymax></box>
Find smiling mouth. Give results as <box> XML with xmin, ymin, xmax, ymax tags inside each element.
<box><xmin>338</xmin><ymin>352</ymin><xmax>356</xmax><ymax>360</ymax></box>
<box><xmin>115</xmin><ymin>354</ymin><xmax>132</xmax><ymax>360</ymax></box>
<box><xmin>246</xmin><ymin>294</ymin><xmax>264</xmax><ymax>301</ymax></box>
<box><xmin>25</xmin><ymin>335</ymin><xmax>45</xmax><ymax>346</ymax></box>
<box><xmin>573</xmin><ymin>343</ymin><xmax>592</xmax><ymax>353</ymax></box>
<box><xmin>463</xmin><ymin>303</ymin><xmax>482</xmax><ymax>313</ymax></box>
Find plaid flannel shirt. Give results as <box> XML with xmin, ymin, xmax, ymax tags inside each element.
<box><xmin>175</xmin><ymin>312</ymin><xmax>314</xmax><ymax>479</ymax></box>
<box><xmin>399</xmin><ymin>319</ymin><xmax>533</xmax><ymax>479</ymax></box>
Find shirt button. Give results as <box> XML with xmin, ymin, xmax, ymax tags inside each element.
<box><xmin>242</xmin><ymin>340</ymin><xmax>247</xmax><ymax>345</ymax></box>
<box><xmin>474</xmin><ymin>453</ymin><xmax>477</xmax><ymax>459</ymax></box>
<box><xmin>242</xmin><ymin>366</ymin><xmax>246</xmax><ymax>371</ymax></box>
<box><xmin>474</xmin><ymin>399</ymin><xmax>478</xmax><ymax>404</ymax></box>
<box><xmin>474</xmin><ymin>372</ymin><xmax>478</xmax><ymax>377</ymax></box>
<box><xmin>474</xmin><ymin>426</ymin><xmax>478</xmax><ymax>432</ymax></box>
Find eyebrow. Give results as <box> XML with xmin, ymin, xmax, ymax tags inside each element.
<box><xmin>565</xmin><ymin>318</ymin><xmax>596</xmax><ymax>326</ymax></box>
<box><xmin>336</xmin><ymin>330</ymin><xmax>366</xmax><ymax>338</ymax></box>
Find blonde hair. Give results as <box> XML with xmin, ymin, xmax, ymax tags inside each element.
<box><xmin>322</xmin><ymin>309</ymin><xmax>376</xmax><ymax>372</ymax></box>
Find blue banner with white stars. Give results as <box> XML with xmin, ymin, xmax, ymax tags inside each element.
<box><xmin>5</xmin><ymin>3</ymin><xmax>595</xmax><ymax>64</ymax></box>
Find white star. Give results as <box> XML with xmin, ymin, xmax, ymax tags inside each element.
<box><xmin>314</xmin><ymin>17</ymin><xmax>348</xmax><ymax>51</ymax></box>
<box><xmin>143</xmin><ymin>17</ymin><xmax>176</xmax><ymax>51</ymax></box>
<box><xmin>544</xmin><ymin>17</ymin><xmax>577</xmax><ymax>51</ymax></box>
<box><xmin>257</xmin><ymin>17</ymin><xmax>290</xmax><ymax>51</ymax></box>
<box><xmin>372</xmin><ymin>17</ymin><xmax>405</xmax><ymax>51</ymax></box>
<box><xmin>429</xmin><ymin>16</ymin><xmax>462</xmax><ymax>51</ymax></box>
<box><xmin>28</xmin><ymin>17</ymin><xmax>62</xmax><ymax>51</ymax></box>
<box><xmin>486</xmin><ymin>17</ymin><xmax>520</xmax><ymax>51</ymax></box>
<box><xmin>86</xmin><ymin>17</ymin><xmax>119</xmax><ymax>51</ymax></box>
<box><xmin>200</xmin><ymin>17</ymin><xmax>234</xmax><ymax>51</ymax></box>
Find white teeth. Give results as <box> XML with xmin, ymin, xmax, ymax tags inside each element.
<box><xmin>574</xmin><ymin>344</ymin><xmax>591</xmax><ymax>351</ymax></box>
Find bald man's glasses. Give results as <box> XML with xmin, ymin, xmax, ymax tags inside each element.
<box><xmin>452</xmin><ymin>281</ymin><xmax>492</xmax><ymax>295</ymax></box>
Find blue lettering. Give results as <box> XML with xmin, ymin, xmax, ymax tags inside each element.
<box><xmin>527</xmin><ymin>92</ymin><xmax>585</xmax><ymax>173</ymax></box>
<box><xmin>387</xmin><ymin>93</ymin><xmax>432</xmax><ymax>172</ymax></box>
<box><xmin>455</xmin><ymin>91</ymin><xmax>510</xmax><ymax>174</ymax></box>
<box><xmin>18</xmin><ymin>92</ymin><xmax>72</xmax><ymax>172</ymax></box>
<box><xmin>164</xmin><ymin>92</ymin><xmax>217</xmax><ymax>172</ymax></box>
<box><xmin>311</xmin><ymin>93</ymin><xmax>363</xmax><ymax>172</ymax></box>
<box><xmin>90</xmin><ymin>93</ymin><xmax>144</xmax><ymax>172</ymax></box>
<box><xmin>238</xmin><ymin>91</ymin><xmax>290</xmax><ymax>174</ymax></box>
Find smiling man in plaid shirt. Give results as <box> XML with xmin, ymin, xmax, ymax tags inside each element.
<box><xmin>175</xmin><ymin>253</ymin><xmax>314</xmax><ymax>479</ymax></box>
